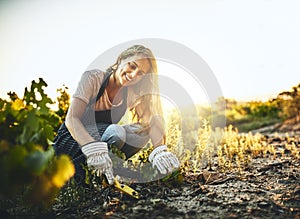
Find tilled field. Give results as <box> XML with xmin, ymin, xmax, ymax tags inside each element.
<box><xmin>51</xmin><ymin>132</ymin><xmax>300</xmax><ymax>219</ymax></box>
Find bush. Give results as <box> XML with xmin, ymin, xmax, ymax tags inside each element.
<box><xmin>0</xmin><ymin>78</ymin><xmax>74</xmax><ymax>210</ymax></box>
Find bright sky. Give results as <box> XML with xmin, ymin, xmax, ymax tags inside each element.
<box><xmin>1</xmin><ymin>0</ymin><xmax>300</xmax><ymax>104</ymax></box>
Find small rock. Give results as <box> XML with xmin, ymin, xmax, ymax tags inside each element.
<box><xmin>258</xmin><ymin>201</ymin><xmax>270</xmax><ymax>208</ymax></box>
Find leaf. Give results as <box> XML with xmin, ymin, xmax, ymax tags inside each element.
<box><xmin>9</xmin><ymin>146</ymin><xmax>28</xmax><ymax>166</ymax></box>
<box><xmin>161</xmin><ymin>169</ymin><xmax>183</xmax><ymax>186</ymax></box>
<box><xmin>18</xmin><ymin>111</ymin><xmax>39</xmax><ymax>144</ymax></box>
<box><xmin>24</xmin><ymin>147</ymin><xmax>54</xmax><ymax>175</ymax></box>
<box><xmin>46</xmin><ymin>112</ymin><xmax>61</xmax><ymax>125</ymax></box>
<box><xmin>7</xmin><ymin>92</ymin><xmax>19</xmax><ymax>101</ymax></box>
<box><xmin>51</xmin><ymin>155</ymin><xmax>75</xmax><ymax>188</ymax></box>
<box><xmin>23</xmin><ymin>78</ymin><xmax>53</xmax><ymax>113</ymax></box>
<box><xmin>11</xmin><ymin>99</ymin><xmax>24</xmax><ymax>111</ymax></box>
<box><xmin>43</xmin><ymin>124</ymin><xmax>55</xmax><ymax>141</ymax></box>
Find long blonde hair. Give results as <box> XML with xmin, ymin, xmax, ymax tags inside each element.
<box><xmin>107</xmin><ymin>45</ymin><xmax>165</xmax><ymax>142</ymax></box>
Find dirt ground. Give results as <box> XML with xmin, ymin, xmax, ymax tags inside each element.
<box><xmin>50</xmin><ymin>132</ymin><xmax>300</xmax><ymax>219</ymax></box>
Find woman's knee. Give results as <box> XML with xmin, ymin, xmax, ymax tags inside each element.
<box><xmin>123</xmin><ymin>124</ymin><xmax>150</xmax><ymax>148</ymax></box>
<box><xmin>101</xmin><ymin>124</ymin><xmax>126</xmax><ymax>149</ymax></box>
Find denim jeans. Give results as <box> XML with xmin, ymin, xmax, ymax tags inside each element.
<box><xmin>95</xmin><ymin>123</ymin><xmax>150</xmax><ymax>158</ymax></box>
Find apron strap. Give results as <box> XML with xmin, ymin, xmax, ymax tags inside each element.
<box><xmin>95</xmin><ymin>70</ymin><xmax>113</xmax><ymax>102</ymax></box>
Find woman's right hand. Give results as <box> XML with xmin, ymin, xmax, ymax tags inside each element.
<box><xmin>81</xmin><ymin>142</ymin><xmax>114</xmax><ymax>185</ymax></box>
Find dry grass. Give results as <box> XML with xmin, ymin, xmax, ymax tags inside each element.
<box><xmin>164</xmin><ymin>110</ymin><xmax>299</xmax><ymax>174</ymax></box>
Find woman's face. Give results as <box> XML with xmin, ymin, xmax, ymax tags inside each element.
<box><xmin>116</xmin><ymin>56</ymin><xmax>151</xmax><ymax>87</ymax></box>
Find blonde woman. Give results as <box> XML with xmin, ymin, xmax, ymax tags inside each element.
<box><xmin>53</xmin><ymin>45</ymin><xmax>179</xmax><ymax>185</ymax></box>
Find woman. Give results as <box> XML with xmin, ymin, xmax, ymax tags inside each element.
<box><xmin>53</xmin><ymin>45</ymin><xmax>180</xmax><ymax>185</ymax></box>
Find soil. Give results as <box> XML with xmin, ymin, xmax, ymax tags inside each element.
<box><xmin>50</xmin><ymin>132</ymin><xmax>300</xmax><ymax>219</ymax></box>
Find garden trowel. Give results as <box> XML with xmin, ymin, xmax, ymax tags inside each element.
<box><xmin>113</xmin><ymin>178</ymin><xmax>139</xmax><ymax>199</ymax></box>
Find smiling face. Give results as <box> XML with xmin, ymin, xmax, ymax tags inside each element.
<box><xmin>115</xmin><ymin>56</ymin><xmax>151</xmax><ymax>87</ymax></box>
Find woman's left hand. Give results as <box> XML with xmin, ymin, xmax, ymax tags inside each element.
<box><xmin>148</xmin><ymin>145</ymin><xmax>180</xmax><ymax>174</ymax></box>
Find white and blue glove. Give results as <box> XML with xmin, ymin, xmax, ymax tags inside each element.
<box><xmin>148</xmin><ymin>145</ymin><xmax>180</xmax><ymax>174</ymax></box>
<box><xmin>81</xmin><ymin>142</ymin><xmax>114</xmax><ymax>185</ymax></box>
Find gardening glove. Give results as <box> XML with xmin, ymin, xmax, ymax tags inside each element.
<box><xmin>148</xmin><ymin>145</ymin><xmax>180</xmax><ymax>175</ymax></box>
<box><xmin>81</xmin><ymin>142</ymin><xmax>114</xmax><ymax>185</ymax></box>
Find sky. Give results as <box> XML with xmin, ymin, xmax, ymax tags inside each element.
<box><xmin>0</xmin><ymin>0</ymin><xmax>300</xmax><ymax>105</ymax></box>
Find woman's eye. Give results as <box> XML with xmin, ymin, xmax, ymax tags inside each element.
<box><xmin>128</xmin><ymin>62</ymin><xmax>137</xmax><ymax>70</ymax></box>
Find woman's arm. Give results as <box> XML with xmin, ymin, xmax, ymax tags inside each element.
<box><xmin>65</xmin><ymin>98</ymin><xmax>95</xmax><ymax>146</ymax></box>
<box><xmin>135</xmin><ymin>104</ymin><xmax>165</xmax><ymax>147</ymax></box>
<box><xmin>66</xmin><ymin>96</ymin><xmax>115</xmax><ymax>184</ymax></box>
<box><xmin>149</xmin><ymin>115</ymin><xmax>165</xmax><ymax>147</ymax></box>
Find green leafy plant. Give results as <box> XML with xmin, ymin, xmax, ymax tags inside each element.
<box><xmin>55</xmin><ymin>84</ymin><xmax>70</xmax><ymax>122</ymax></box>
<box><xmin>0</xmin><ymin>78</ymin><xmax>74</xmax><ymax>210</ymax></box>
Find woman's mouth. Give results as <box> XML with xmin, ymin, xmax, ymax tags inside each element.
<box><xmin>125</xmin><ymin>74</ymin><xmax>132</xmax><ymax>82</ymax></box>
